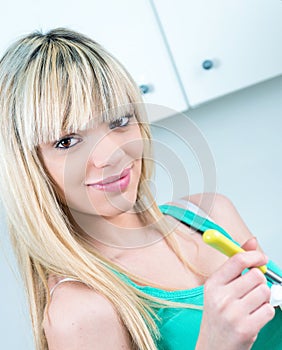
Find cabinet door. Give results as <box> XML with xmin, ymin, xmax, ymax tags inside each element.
<box><xmin>152</xmin><ymin>0</ymin><xmax>282</xmax><ymax>107</ymax></box>
<box><xmin>0</xmin><ymin>0</ymin><xmax>188</xmax><ymax>121</ymax></box>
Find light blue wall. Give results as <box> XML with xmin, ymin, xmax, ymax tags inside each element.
<box><xmin>152</xmin><ymin>75</ymin><xmax>282</xmax><ymax>267</ymax></box>
<box><xmin>1</xmin><ymin>75</ymin><xmax>281</xmax><ymax>349</ymax></box>
<box><xmin>0</xmin><ymin>206</ymin><xmax>34</xmax><ymax>349</ymax></box>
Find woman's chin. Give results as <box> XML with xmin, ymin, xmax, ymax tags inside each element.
<box><xmin>98</xmin><ymin>192</ymin><xmax>138</xmax><ymax>217</ymax></box>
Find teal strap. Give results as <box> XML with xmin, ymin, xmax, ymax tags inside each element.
<box><xmin>159</xmin><ymin>204</ymin><xmax>239</xmax><ymax>246</ymax></box>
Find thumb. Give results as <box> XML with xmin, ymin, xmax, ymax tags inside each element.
<box><xmin>241</xmin><ymin>237</ymin><xmax>258</xmax><ymax>251</ymax></box>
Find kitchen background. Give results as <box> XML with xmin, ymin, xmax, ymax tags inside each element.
<box><xmin>0</xmin><ymin>1</ymin><xmax>282</xmax><ymax>348</ymax></box>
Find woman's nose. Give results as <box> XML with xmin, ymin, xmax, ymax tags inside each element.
<box><xmin>88</xmin><ymin>133</ymin><xmax>125</xmax><ymax>168</ymax></box>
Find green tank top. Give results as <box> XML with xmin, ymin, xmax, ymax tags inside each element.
<box><xmin>121</xmin><ymin>204</ymin><xmax>282</xmax><ymax>349</ymax></box>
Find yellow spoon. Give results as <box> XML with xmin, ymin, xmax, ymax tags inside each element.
<box><xmin>203</xmin><ymin>229</ymin><xmax>282</xmax><ymax>285</ymax></box>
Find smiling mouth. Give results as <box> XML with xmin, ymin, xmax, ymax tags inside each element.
<box><xmin>87</xmin><ymin>167</ymin><xmax>132</xmax><ymax>192</ymax></box>
<box><xmin>89</xmin><ymin>168</ymin><xmax>131</xmax><ymax>185</ymax></box>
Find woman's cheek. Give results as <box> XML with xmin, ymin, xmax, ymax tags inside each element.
<box><xmin>127</xmin><ymin>128</ymin><xmax>144</xmax><ymax>159</ymax></box>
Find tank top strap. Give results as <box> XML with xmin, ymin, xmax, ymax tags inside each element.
<box><xmin>50</xmin><ymin>277</ymin><xmax>83</xmax><ymax>297</ymax></box>
<box><xmin>159</xmin><ymin>202</ymin><xmax>236</xmax><ymax>242</ymax></box>
<box><xmin>170</xmin><ymin>199</ymin><xmax>213</xmax><ymax>220</ymax></box>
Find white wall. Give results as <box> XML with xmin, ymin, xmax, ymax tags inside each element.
<box><xmin>1</xmin><ymin>75</ymin><xmax>281</xmax><ymax>349</ymax></box>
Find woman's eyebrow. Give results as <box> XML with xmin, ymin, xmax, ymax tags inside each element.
<box><xmin>56</xmin><ymin>132</ymin><xmax>77</xmax><ymax>140</ymax></box>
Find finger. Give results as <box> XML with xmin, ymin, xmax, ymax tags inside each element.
<box><xmin>241</xmin><ymin>283</ymin><xmax>271</xmax><ymax>314</ymax></box>
<box><xmin>228</xmin><ymin>268</ymin><xmax>267</xmax><ymax>299</ymax></box>
<box><xmin>213</xmin><ymin>250</ymin><xmax>268</xmax><ymax>285</ymax></box>
<box><xmin>248</xmin><ymin>302</ymin><xmax>275</xmax><ymax>334</ymax></box>
<box><xmin>241</xmin><ymin>237</ymin><xmax>258</xmax><ymax>251</ymax></box>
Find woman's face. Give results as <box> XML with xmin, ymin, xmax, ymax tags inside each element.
<box><xmin>39</xmin><ymin>111</ymin><xmax>144</xmax><ymax>219</ymax></box>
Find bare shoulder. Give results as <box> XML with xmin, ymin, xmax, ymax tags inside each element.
<box><xmin>183</xmin><ymin>192</ymin><xmax>254</xmax><ymax>244</ymax></box>
<box><xmin>43</xmin><ymin>281</ymin><xmax>132</xmax><ymax>350</ymax></box>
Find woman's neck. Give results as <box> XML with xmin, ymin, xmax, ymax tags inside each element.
<box><xmin>68</xmin><ymin>207</ymin><xmax>162</xmax><ymax>252</ymax></box>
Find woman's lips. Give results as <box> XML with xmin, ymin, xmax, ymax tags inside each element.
<box><xmin>87</xmin><ymin>168</ymin><xmax>131</xmax><ymax>192</ymax></box>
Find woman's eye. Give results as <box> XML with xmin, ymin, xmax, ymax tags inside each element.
<box><xmin>109</xmin><ymin>115</ymin><xmax>132</xmax><ymax>130</ymax></box>
<box><xmin>55</xmin><ymin>136</ymin><xmax>81</xmax><ymax>150</ymax></box>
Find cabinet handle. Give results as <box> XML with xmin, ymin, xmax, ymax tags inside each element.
<box><xmin>139</xmin><ymin>84</ymin><xmax>152</xmax><ymax>94</ymax></box>
<box><xmin>202</xmin><ymin>60</ymin><xmax>214</xmax><ymax>70</ymax></box>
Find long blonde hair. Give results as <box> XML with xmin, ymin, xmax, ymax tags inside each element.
<box><xmin>0</xmin><ymin>28</ymin><xmax>200</xmax><ymax>350</ymax></box>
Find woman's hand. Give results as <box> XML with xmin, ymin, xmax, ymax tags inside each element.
<box><xmin>196</xmin><ymin>238</ymin><xmax>275</xmax><ymax>350</ymax></box>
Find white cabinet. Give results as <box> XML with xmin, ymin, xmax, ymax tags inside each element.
<box><xmin>0</xmin><ymin>0</ymin><xmax>188</xmax><ymax>122</ymax></box>
<box><xmin>151</xmin><ymin>0</ymin><xmax>282</xmax><ymax>107</ymax></box>
<box><xmin>1</xmin><ymin>1</ymin><xmax>282</xmax><ymax>119</ymax></box>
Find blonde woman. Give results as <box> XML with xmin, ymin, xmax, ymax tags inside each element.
<box><xmin>0</xmin><ymin>28</ymin><xmax>281</xmax><ymax>350</ymax></box>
